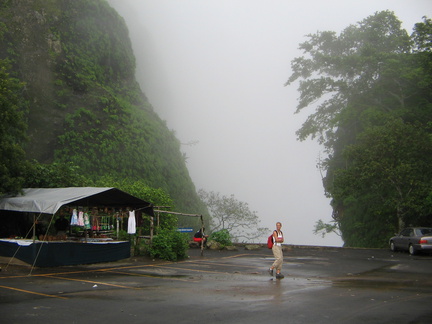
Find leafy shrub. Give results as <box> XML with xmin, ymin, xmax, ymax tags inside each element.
<box><xmin>149</xmin><ymin>229</ymin><xmax>189</xmax><ymax>261</ymax></box>
<box><xmin>209</xmin><ymin>229</ymin><xmax>232</xmax><ymax>248</ymax></box>
<box><xmin>117</xmin><ymin>229</ymin><xmax>130</xmax><ymax>241</ymax></box>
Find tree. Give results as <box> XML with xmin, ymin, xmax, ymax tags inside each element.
<box><xmin>0</xmin><ymin>59</ymin><xmax>28</xmax><ymax>195</ymax></box>
<box><xmin>287</xmin><ymin>12</ymin><xmax>432</xmax><ymax>247</ymax></box>
<box><xmin>313</xmin><ymin>219</ymin><xmax>341</xmax><ymax>238</ymax></box>
<box><xmin>333</xmin><ymin>120</ymin><xmax>432</xmax><ymax>244</ymax></box>
<box><xmin>286</xmin><ymin>11</ymin><xmax>412</xmax><ymax>149</ymax></box>
<box><xmin>198</xmin><ymin>189</ymin><xmax>268</xmax><ymax>243</ymax></box>
<box><xmin>412</xmin><ymin>16</ymin><xmax>432</xmax><ymax>53</ymax></box>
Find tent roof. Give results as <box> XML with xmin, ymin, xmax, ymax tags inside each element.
<box><xmin>0</xmin><ymin>187</ymin><xmax>154</xmax><ymax>215</ymax></box>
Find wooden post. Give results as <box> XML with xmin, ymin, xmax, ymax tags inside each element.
<box><xmin>150</xmin><ymin>216</ymin><xmax>154</xmax><ymax>245</ymax></box>
<box><xmin>200</xmin><ymin>215</ymin><xmax>204</xmax><ymax>256</ymax></box>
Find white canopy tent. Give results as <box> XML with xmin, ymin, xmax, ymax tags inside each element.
<box><xmin>0</xmin><ymin>187</ymin><xmax>154</xmax><ymax>216</ymax></box>
<box><xmin>0</xmin><ymin>187</ymin><xmax>154</xmax><ymax>268</ymax></box>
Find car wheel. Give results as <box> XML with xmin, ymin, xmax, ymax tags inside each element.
<box><xmin>409</xmin><ymin>244</ymin><xmax>416</xmax><ymax>255</ymax></box>
<box><xmin>390</xmin><ymin>241</ymin><xmax>397</xmax><ymax>252</ymax></box>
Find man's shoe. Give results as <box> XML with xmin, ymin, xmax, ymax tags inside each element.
<box><xmin>268</xmin><ymin>268</ymin><xmax>274</xmax><ymax>276</ymax></box>
<box><xmin>276</xmin><ymin>273</ymin><xmax>284</xmax><ymax>279</ymax></box>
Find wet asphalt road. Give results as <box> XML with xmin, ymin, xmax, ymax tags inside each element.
<box><xmin>0</xmin><ymin>246</ymin><xmax>431</xmax><ymax>324</ymax></box>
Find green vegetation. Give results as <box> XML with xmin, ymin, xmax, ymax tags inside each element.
<box><xmin>0</xmin><ymin>59</ymin><xmax>28</xmax><ymax>195</ymax></box>
<box><xmin>0</xmin><ymin>0</ymin><xmax>208</xmax><ymax>223</ymax></box>
<box><xmin>286</xmin><ymin>12</ymin><xmax>432</xmax><ymax>247</ymax></box>
<box><xmin>149</xmin><ymin>229</ymin><xmax>189</xmax><ymax>261</ymax></box>
<box><xmin>23</xmin><ymin>161</ymin><xmax>92</xmax><ymax>188</ymax></box>
<box><xmin>209</xmin><ymin>229</ymin><xmax>232</xmax><ymax>248</ymax></box>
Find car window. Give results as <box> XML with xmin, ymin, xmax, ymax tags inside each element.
<box><xmin>400</xmin><ymin>229</ymin><xmax>411</xmax><ymax>236</ymax></box>
<box><xmin>420</xmin><ymin>228</ymin><xmax>432</xmax><ymax>236</ymax></box>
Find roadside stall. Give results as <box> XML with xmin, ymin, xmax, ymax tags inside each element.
<box><xmin>0</xmin><ymin>187</ymin><xmax>153</xmax><ymax>268</ymax></box>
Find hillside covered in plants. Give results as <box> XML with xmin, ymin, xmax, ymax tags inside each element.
<box><xmin>0</xmin><ymin>0</ymin><xmax>208</xmax><ymax>221</ymax></box>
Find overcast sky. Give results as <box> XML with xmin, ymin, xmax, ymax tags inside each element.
<box><xmin>108</xmin><ymin>0</ymin><xmax>431</xmax><ymax>246</ymax></box>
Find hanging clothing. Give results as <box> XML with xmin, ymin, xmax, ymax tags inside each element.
<box><xmin>135</xmin><ymin>210</ymin><xmax>144</xmax><ymax>227</ymax></box>
<box><xmin>84</xmin><ymin>213</ymin><xmax>91</xmax><ymax>230</ymax></box>
<box><xmin>70</xmin><ymin>209</ymin><xmax>78</xmax><ymax>226</ymax></box>
<box><xmin>77</xmin><ymin>211</ymin><xmax>84</xmax><ymax>227</ymax></box>
<box><xmin>128</xmin><ymin>210</ymin><xmax>136</xmax><ymax>234</ymax></box>
<box><xmin>92</xmin><ymin>216</ymin><xmax>99</xmax><ymax>231</ymax></box>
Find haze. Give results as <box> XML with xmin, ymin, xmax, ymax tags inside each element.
<box><xmin>108</xmin><ymin>0</ymin><xmax>431</xmax><ymax>246</ymax></box>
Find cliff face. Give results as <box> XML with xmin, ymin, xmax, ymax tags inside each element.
<box><xmin>0</xmin><ymin>0</ymin><xmax>206</xmax><ymax>214</ymax></box>
<box><xmin>1</xmin><ymin>0</ymin><xmax>135</xmax><ymax>161</ymax></box>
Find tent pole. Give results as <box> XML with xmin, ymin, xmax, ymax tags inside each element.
<box><xmin>33</xmin><ymin>214</ymin><xmax>36</xmax><ymax>243</ymax></box>
<box><xmin>116</xmin><ymin>214</ymin><xmax>119</xmax><ymax>240</ymax></box>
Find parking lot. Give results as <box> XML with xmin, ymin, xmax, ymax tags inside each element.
<box><xmin>1</xmin><ymin>246</ymin><xmax>432</xmax><ymax>324</ymax></box>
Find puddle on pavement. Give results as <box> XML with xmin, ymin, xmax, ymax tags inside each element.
<box><xmin>332</xmin><ymin>278</ymin><xmax>426</xmax><ymax>291</ymax></box>
<box><xmin>138</xmin><ymin>273</ymin><xmax>189</xmax><ymax>279</ymax></box>
<box><xmin>263</xmin><ymin>256</ymin><xmax>329</xmax><ymax>261</ymax></box>
<box><xmin>129</xmin><ymin>269</ymin><xmax>190</xmax><ymax>279</ymax></box>
<box><xmin>100</xmin><ymin>267</ymin><xmax>193</xmax><ymax>280</ymax></box>
<box><xmin>203</xmin><ymin>276</ymin><xmax>333</xmax><ymax>303</ymax></box>
<box><xmin>331</xmin><ymin>262</ymin><xmax>432</xmax><ymax>291</ymax></box>
<box><xmin>287</xmin><ymin>256</ymin><xmax>330</xmax><ymax>261</ymax></box>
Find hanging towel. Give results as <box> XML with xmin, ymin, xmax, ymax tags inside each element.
<box><xmin>128</xmin><ymin>210</ymin><xmax>136</xmax><ymax>234</ymax></box>
<box><xmin>70</xmin><ymin>209</ymin><xmax>78</xmax><ymax>226</ymax></box>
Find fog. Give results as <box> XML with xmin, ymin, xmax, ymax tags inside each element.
<box><xmin>108</xmin><ymin>0</ymin><xmax>431</xmax><ymax>246</ymax></box>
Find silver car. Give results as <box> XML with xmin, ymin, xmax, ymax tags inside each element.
<box><xmin>389</xmin><ymin>227</ymin><xmax>432</xmax><ymax>255</ymax></box>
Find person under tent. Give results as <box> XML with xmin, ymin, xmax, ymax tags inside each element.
<box><xmin>54</xmin><ymin>214</ymin><xmax>69</xmax><ymax>236</ymax></box>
